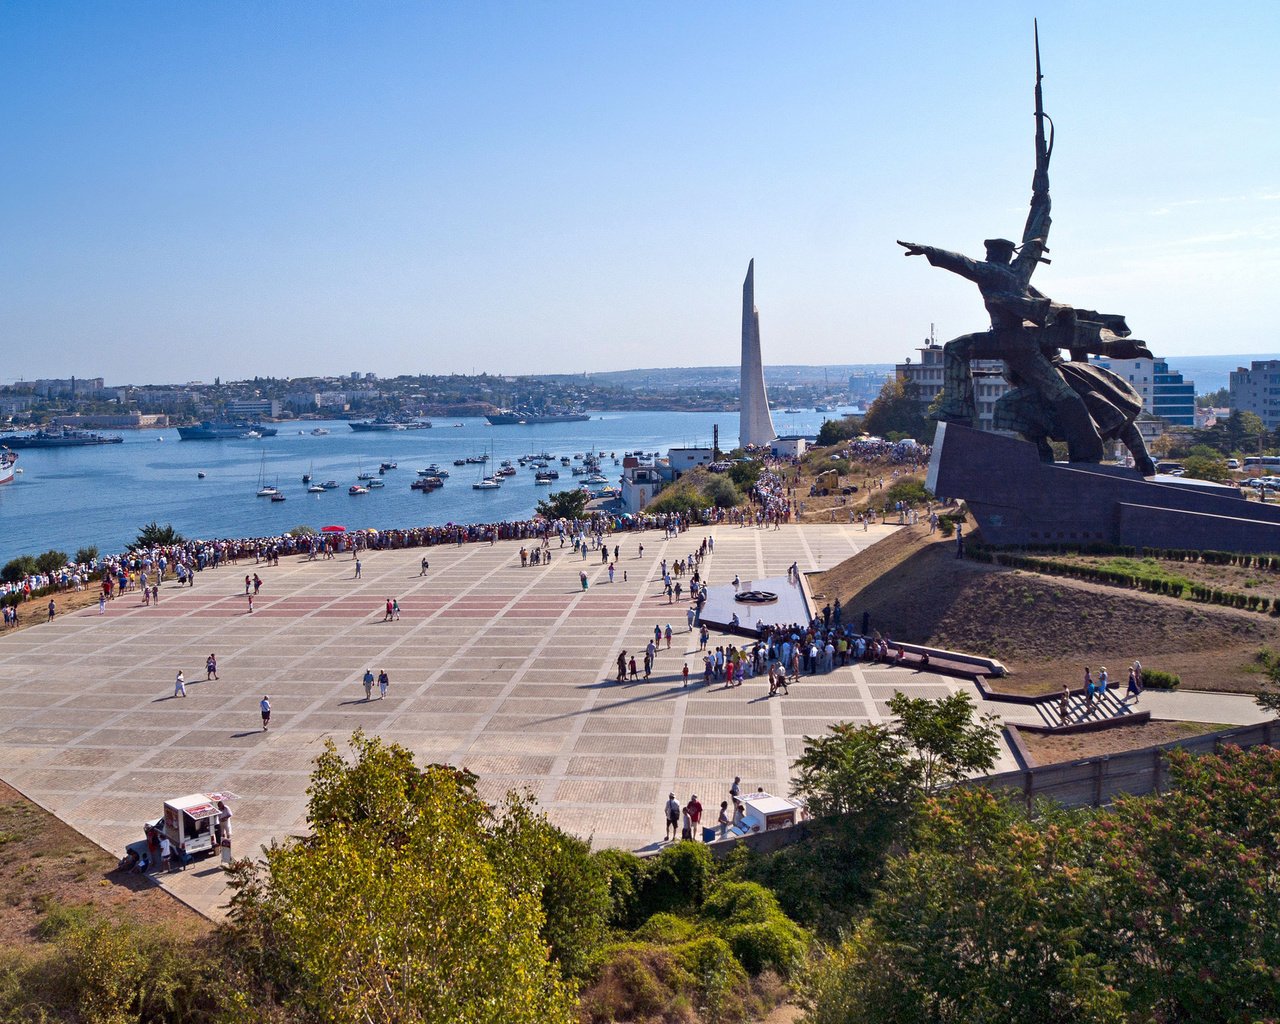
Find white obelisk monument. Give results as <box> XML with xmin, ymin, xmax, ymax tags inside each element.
<box><xmin>739</xmin><ymin>259</ymin><xmax>777</xmax><ymax>448</ymax></box>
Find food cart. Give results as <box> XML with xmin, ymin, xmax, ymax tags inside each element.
<box><xmin>710</xmin><ymin>791</ymin><xmax>804</xmax><ymax>842</ymax></box>
<box><xmin>156</xmin><ymin>793</ymin><xmax>221</xmax><ymax>861</ymax></box>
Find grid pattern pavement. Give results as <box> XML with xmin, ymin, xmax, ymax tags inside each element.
<box><xmin>0</xmin><ymin>521</ymin><xmax>984</xmax><ymax>917</ymax></box>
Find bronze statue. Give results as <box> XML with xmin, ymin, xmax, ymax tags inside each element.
<box><xmin>898</xmin><ymin>24</ymin><xmax>1156</xmax><ymax>473</ymax></box>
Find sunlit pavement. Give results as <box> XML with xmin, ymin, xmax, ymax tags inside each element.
<box><xmin>0</xmin><ymin>521</ymin><xmax>989</xmax><ymax>918</ymax></box>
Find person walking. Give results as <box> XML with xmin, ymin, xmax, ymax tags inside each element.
<box><xmin>420</xmin><ymin>556</ymin><xmax>429</xmax><ymax>576</ymax></box>
<box><xmin>629</xmin><ymin>655</ymin><xmax>638</xmax><ymax>681</ymax></box>
<box><xmin>247</xmin><ymin>593</ymin><xmax>254</xmax><ymax>614</ymax></box>
<box><xmin>617</xmin><ymin>651</ymin><xmax>627</xmax><ymax>683</ymax></box>
<box><xmin>682</xmin><ymin>662</ymin><xmax>689</xmax><ymax>687</ymax></box>
<box><xmin>354</xmin><ymin>558</ymin><xmax>362</xmax><ymax>579</ymax></box>
<box><xmin>260</xmin><ymin>696</ymin><xmax>271</xmax><ymax>731</ymax></box>
<box><xmin>664</xmin><ymin>792</ymin><xmax>681</xmax><ymax>842</ymax></box>
<box><xmin>687</xmin><ymin>606</ymin><xmax>695</xmax><ymax>631</ymax></box>
<box><xmin>1058</xmin><ymin>682</ymin><xmax>1071</xmax><ymax>724</ymax></box>
<box><xmin>392</xmin><ymin>598</ymin><xmax>400</xmax><ymax>621</ymax></box>
<box><xmin>1126</xmin><ymin>665</ymin><xmax>1141</xmax><ymax>703</ymax></box>
<box><xmin>377</xmin><ymin>669</ymin><xmax>389</xmax><ymax>699</ymax></box>
<box><xmin>664</xmin><ymin>624</ymin><xmax>673</xmax><ymax>649</ymax></box>
<box><xmin>363</xmin><ymin>669</ymin><xmax>375</xmax><ymax>701</ymax></box>
<box><xmin>174</xmin><ymin>670</ymin><xmax>186</xmax><ymax>698</ymax></box>
<box><xmin>384</xmin><ymin>599</ymin><xmax>394</xmax><ymax>622</ymax></box>
<box><xmin>206</xmin><ymin>654</ymin><xmax>218</xmax><ymax>680</ymax></box>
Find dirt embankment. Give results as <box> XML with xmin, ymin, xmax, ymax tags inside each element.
<box><xmin>0</xmin><ymin>780</ymin><xmax>209</xmax><ymax>949</ymax></box>
<box><xmin>811</xmin><ymin>527</ymin><xmax>1280</xmax><ymax>695</ymax></box>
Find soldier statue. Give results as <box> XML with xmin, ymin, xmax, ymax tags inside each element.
<box><xmin>897</xmin><ymin>26</ymin><xmax>1156</xmax><ymax>474</ymax></box>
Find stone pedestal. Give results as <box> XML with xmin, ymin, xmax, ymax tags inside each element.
<box><xmin>927</xmin><ymin>422</ymin><xmax>1280</xmax><ymax>553</ymax></box>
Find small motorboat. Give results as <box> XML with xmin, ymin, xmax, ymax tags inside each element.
<box><xmin>348</xmin><ymin>485</ymin><xmax>368</xmax><ymax>495</ymax></box>
<box><xmin>380</xmin><ymin>461</ymin><xmax>397</xmax><ymax>471</ymax></box>
<box><xmin>367</xmin><ymin>479</ymin><xmax>385</xmax><ymax>488</ymax></box>
<box><xmin>308</xmin><ymin>484</ymin><xmax>326</xmax><ymax>493</ymax></box>
<box><xmin>270</xmin><ymin>492</ymin><xmax>287</xmax><ymax>502</ymax></box>
<box><xmin>321</xmin><ymin>480</ymin><xmax>339</xmax><ymax>489</ymax></box>
<box><xmin>197</xmin><ymin>471</ymin><xmax>206</xmax><ymax>479</ymax></box>
<box><xmin>453</xmin><ymin>459</ymin><xmax>466</xmax><ymax>466</ymax></box>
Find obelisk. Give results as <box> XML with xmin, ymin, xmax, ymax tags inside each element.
<box><xmin>739</xmin><ymin>259</ymin><xmax>777</xmax><ymax>448</ymax></box>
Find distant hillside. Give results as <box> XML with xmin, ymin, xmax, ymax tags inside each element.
<box><xmin>571</xmin><ymin>364</ymin><xmax>894</xmax><ymax>388</ymax></box>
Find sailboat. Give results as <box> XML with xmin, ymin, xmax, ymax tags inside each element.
<box><xmin>256</xmin><ymin>453</ymin><xmax>277</xmax><ymax>496</ymax></box>
<box><xmin>472</xmin><ymin>444</ymin><xmax>501</xmax><ymax>489</ymax></box>
<box><xmin>302</xmin><ymin>461</ymin><xmax>313</xmax><ymax>484</ymax></box>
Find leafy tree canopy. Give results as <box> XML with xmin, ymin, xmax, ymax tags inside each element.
<box><xmin>862</xmin><ymin>378</ymin><xmax>930</xmax><ymax>443</ymax></box>
<box><xmin>226</xmin><ymin>732</ymin><xmax>576</xmax><ymax>1023</ymax></box>
<box><xmin>536</xmin><ymin>488</ymin><xmax>590</xmax><ymax>521</ymax></box>
<box><xmin>816</xmin><ymin>415</ymin><xmax>863</xmax><ymax>447</ymax></box>
<box><xmin>132</xmin><ymin>521</ymin><xmax>184</xmax><ymax>548</ymax></box>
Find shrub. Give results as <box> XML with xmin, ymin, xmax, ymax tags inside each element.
<box><xmin>73</xmin><ymin>546</ymin><xmax>99</xmax><ymax>566</ymax></box>
<box><xmin>34</xmin><ymin>550</ymin><xmax>69</xmax><ymax>574</ymax></box>
<box><xmin>595</xmin><ymin>848</ymin><xmax>647</xmax><ymax>929</ymax></box>
<box><xmin>673</xmin><ymin>935</ymin><xmax>751</xmax><ymax>1021</ymax></box>
<box><xmin>1142</xmin><ymin>669</ymin><xmax>1180</xmax><ymax>690</ymax></box>
<box><xmin>1</xmin><ymin>555</ymin><xmax>37</xmax><ymax>584</ymax></box>
<box><xmin>288</xmin><ymin>525</ymin><xmax>317</xmax><ymax>538</ymax></box>
<box><xmin>884</xmin><ymin>479</ymin><xmax>932</xmax><ymax>507</ymax></box>
<box><xmin>633</xmin><ymin>912</ymin><xmax>700</xmax><ymax>945</ymax></box>
<box><xmin>637</xmin><ymin>841</ymin><xmax>716</xmax><ymax>920</ymax></box>
<box><xmin>723</xmin><ymin>919</ymin><xmax>809</xmax><ymax>978</ymax></box>
<box><xmin>701</xmin><ymin>881</ymin><xmax>783</xmax><ymax>926</ymax></box>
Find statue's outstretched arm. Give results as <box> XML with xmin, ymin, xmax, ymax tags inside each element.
<box><xmin>897</xmin><ymin>241</ymin><xmax>983</xmax><ymax>285</ymax></box>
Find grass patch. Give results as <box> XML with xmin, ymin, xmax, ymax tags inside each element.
<box><xmin>1097</xmin><ymin>557</ymin><xmax>1196</xmax><ymax>592</ymax></box>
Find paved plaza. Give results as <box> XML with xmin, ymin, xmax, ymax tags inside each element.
<box><xmin>0</xmin><ymin>522</ymin><xmax>988</xmax><ymax>916</ymax></box>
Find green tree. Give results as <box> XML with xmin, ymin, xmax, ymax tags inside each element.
<box><xmin>132</xmin><ymin>522</ymin><xmax>184</xmax><ymax>548</ymax></box>
<box><xmin>885</xmin><ymin>690</ymin><xmax>1000</xmax><ymax>794</ymax></box>
<box><xmin>1181</xmin><ymin>453</ymin><xmax>1231</xmax><ymax>482</ymax></box>
<box><xmin>225</xmin><ymin>732</ymin><xmax>575</xmax><ymax>1024</ymax></box>
<box><xmin>883</xmin><ymin>478</ymin><xmax>931</xmax><ymax>507</ymax></box>
<box><xmin>1</xmin><ymin>555</ymin><xmax>38</xmax><ymax>583</ymax></box>
<box><xmin>1084</xmin><ymin>746</ymin><xmax>1280</xmax><ymax>1021</ymax></box>
<box><xmin>288</xmin><ymin>525</ymin><xmax>316</xmax><ymax>538</ymax></box>
<box><xmin>647</xmin><ymin>480</ymin><xmax>711</xmax><ymax>515</ymax></box>
<box><xmin>726</xmin><ymin>459</ymin><xmax>763</xmax><ymax>489</ymax></box>
<box><xmin>73</xmin><ymin>546</ymin><xmax>99</xmax><ymax>566</ymax></box>
<box><xmin>804</xmin><ymin>788</ymin><xmax>1125</xmax><ymax>1024</ymax></box>
<box><xmin>816</xmin><ymin>415</ymin><xmax>862</xmax><ymax>447</ymax></box>
<box><xmin>34</xmin><ymin>550</ymin><xmax>69</xmax><ymax>574</ymax></box>
<box><xmin>1196</xmin><ymin>386</ymin><xmax>1229</xmax><ymax>408</ymax></box>
<box><xmin>535</xmin><ymin>488</ymin><xmax>590</xmax><ymax>520</ymax></box>
<box><xmin>861</xmin><ymin>377</ymin><xmax>930</xmax><ymax>442</ymax></box>
<box><xmin>701</xmin><ymin>474</ymin><xmax>743</xmax><ymax>508</ymax></box>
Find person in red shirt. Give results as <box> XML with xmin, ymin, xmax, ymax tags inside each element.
<box><xmin>686</xmin><ymin>795</ymin><xmax>703</xmax><ymax>840</ymax></box>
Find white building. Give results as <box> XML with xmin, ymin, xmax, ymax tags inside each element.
<box><xmin>896</xmin><ymin>342</ymin><xmax>1008</xmax><ymax>431</ymax></box>
<box><xmin>667</xmin><ymin>447</ymin><xmax>714</xmax><ymax>475</ymax></box>
<box><xmin>619</xmin><ymin>458</ymin><xmax>668</xmax><ymax>513</ymax></box>
<box><xmin>226</xmin><ymin>399</ymin><xmax>281</xmax><ymax>418</ymax></box>
<box><xmin>770</xmin><ymin>436</ymin><xmax>808</xmax><ymax>458</ymax></box>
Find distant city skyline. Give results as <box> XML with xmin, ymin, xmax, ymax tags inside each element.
<box><xmin>2</xmin><ymin>4</ymin><xmax>1278</xmax><ymax>382</ymax></box>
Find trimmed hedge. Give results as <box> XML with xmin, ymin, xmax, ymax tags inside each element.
<box><xmin>970</xmin><ymin>549</ymin><xmax>1275</xmax><ymax>615</ymax></box>
<box><xmin>1141</xmin><ymin>669</ymin><xmax>1180</xmax><ymax>690</ymax></box>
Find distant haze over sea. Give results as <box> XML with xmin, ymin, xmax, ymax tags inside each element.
<box><xmin>1152</xmin><ymin>354</ymin><xmax>1280</xmax><ymax>396</ymax></box>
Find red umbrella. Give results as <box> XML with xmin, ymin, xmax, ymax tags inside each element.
<box><xmin>321</xmin><ymin>525</ymin><xmax>346</xmax><ymax>533</ymax></box>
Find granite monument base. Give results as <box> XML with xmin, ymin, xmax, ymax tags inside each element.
<box><xmin>926</xmin><ymin>422</ymin><xmax>1280</xmax><ymax>553</ymax></box>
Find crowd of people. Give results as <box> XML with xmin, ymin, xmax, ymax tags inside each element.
<box><xmin>1</xmin><ymin>507</ymin><xmax>726</xmax><ymax>618</ymax></box>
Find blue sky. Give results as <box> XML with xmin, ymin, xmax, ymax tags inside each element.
<box><xmin>2</xmin><ymin>2</ymin><xmax>1277</xmax><ymax>383</ymax></box>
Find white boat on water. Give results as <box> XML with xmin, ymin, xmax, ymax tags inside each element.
<box><xmin>472</xmin><ymin>477</ymin><xmax>501</xmax><ymax>490</ymax></box>
<box><xmin>310</xmin><ymin>427</ymin><xmax>330</xmax><ymax>435</ymax></box>
<box><xmin>255</xmin><ymin>454</ymin><xmax>277</xmax><ymax>496</ymax></box>
<box><xmin>0</xmin><ymin>448</ymin><xmax>17</xmax><ymax>486</ymax></box>
<box><xmin>307</xmin><ymin>484</ymin><xmax>326</xmax><ymax>493</ymax></box>
<box><xmin>348</xmin><ymin>485</ymin><xmax>368</xmax><ymax>495</ymax></box>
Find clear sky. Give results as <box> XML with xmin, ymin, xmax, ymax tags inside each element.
<box><xmin>2</xmin><ymin>2</ymin><xmax>1277</xmax><ymax>384</ymax></box>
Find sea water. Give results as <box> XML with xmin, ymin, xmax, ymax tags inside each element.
<box><xmin>0</xmin><ymin>409</ymin><xmax>838</xmax><ymax>562</ymax></box>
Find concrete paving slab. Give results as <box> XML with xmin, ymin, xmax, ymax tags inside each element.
<box><xmin>0</xmin><ymin>522</ymin><xmax>995</xmax><ymax>919</ymax></box>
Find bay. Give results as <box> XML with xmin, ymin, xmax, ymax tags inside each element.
<box><xmin>0</xmin><ymin>409</ymin><xmax>838</xmax><ymax>562</ymax></box>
